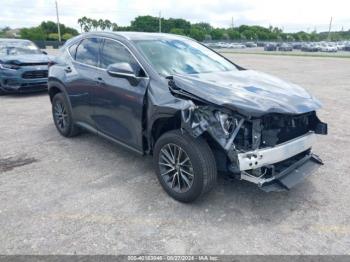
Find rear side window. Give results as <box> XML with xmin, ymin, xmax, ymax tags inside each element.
<box><xmin>76</xmin><ymin>38</ymin><xmax>100</xmax><ymax>66</ymax></box>
<box><xmin>100</xmin><ymin>39</ymin><xmax>143</xmax><ymax>76</ymax></box>
<box><xmin>68</xmin><ymin>42</ymin><xmax>79</xmax><ymax>59</ymax></box>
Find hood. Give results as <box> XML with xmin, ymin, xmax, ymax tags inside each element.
<box><xmin>0</xmin><ymin>54</ymin><xmax>50</xmax><ymax>64</ymax></box>
<box><xmin>170</xmin><ymin>70</ymin><xmax>322</xmax><ymax>117</ymax></box>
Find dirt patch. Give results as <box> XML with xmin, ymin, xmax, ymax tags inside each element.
<box><xmin>0</xmin><ymin>155</ymin><xmax>38</xmax><ymax>173</ymax></box>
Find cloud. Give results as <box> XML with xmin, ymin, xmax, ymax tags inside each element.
<box><xmin>0</xmin><ymin>0</ymin><xmax>350</xmax><ymax>32</ymax></box>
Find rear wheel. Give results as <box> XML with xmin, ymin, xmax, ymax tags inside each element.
<box><xmin>153</xmin><ymin>130</ymin><xmax>217</xmax><ymax>202</ymax></box>
<box><xmin>52</xmin><ymin>93</ymin><xmax>80</xmax><ymax>137</ymax></box>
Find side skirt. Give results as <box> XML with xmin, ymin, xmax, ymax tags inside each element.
<box><xmin>76</xmin><ymin>121</ymin><xmax>144</xmax><ymax>156</ymax></box>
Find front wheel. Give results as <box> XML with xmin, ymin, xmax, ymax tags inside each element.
<box><xmin>52</xmin><ymin>93</ymin><xmax>80</xmax><ymax>137</ymax></box>
<box><xmin>153</xmin><ymin>130</ymin><xmax>217</xmax><ymax>203</ymax></box>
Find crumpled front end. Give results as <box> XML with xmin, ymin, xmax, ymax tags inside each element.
<box><xmin>172</xmin><ymin>86</ymin><xmax>328</xmax><ymax>192</ymax></box>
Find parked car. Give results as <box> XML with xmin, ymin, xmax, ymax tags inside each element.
<box><xmin>245</xmin><ymin>42</ymin><xmax>257</xmax><ymax>48</ymax></box>
<box><xmin>320</xmin><ymin>43</ymin><xmax>338</xmax><ymax>52</ymax></box>
<box><xmin>49</xmin><ymin>32</ymin><xmax>327</xmax><ymax>202</ymax></box>
<box><xmin>292</xmin><ymin>42</ymin><xmax>302</xmax><ymax>49</ymax></box>
<box><xmin>301</xmin><ymin>43</ymin><xmax>320</xmax><ymax>52</ymax></box>
<box><xmin>264</xmin><ymin>43</ymin><xmax>277</xmax><ymax>51</ymax></box>
<box><xmin>0</xmin><ymin>39</ymin><xmax>50</xmax><ymax>95</ymax></box>
<box><xmin>345</xmin><ymin>43</ymin><xmax>350</xmax><ymax>51</ymax></box>
<box><xmin>336</xmin><ymin>42</ymin><xmax>345</xmax><ymax>51</ymax></box>
<box><xmin>278</xmin><ymin>43</ymin><xmax>293</xmax><ymax>51</ymax></box>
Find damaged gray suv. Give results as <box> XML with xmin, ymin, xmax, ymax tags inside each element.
<box><xmin>48</xmin><ymin>32</ymin><xmax>327</xmax><ymax>202</ymax></box>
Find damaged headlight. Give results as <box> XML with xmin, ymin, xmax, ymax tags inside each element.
<box><xmin>215</xmin><ymin>111</ymin><xmax>236</xmax><ymax>137</ymax></box>
<box><xmin>181</xmin><ymin>104</ymin><xmax>245</xmax><ymax>152</ymax></box>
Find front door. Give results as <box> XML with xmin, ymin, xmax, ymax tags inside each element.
<box><xmin>91</xmin><ymin>38</ymin><xmax>149</xmax><ymax>151</ymax></box>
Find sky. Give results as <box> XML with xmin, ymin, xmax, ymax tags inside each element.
<box><xmin>1</xmin><ymin>0</ymin><xmax>350</xmax><ymax>33</ymax></box>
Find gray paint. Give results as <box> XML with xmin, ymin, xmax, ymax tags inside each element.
<box><xmin>170</xmin><ymin>70</ymin><xmax>322</xmax><ymax>117</ymax></box>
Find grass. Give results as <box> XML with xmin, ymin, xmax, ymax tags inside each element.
<box><xmin>218</xmin><ymin>50</ymin><xmax>350</xmax><ymax>59</ymax></box>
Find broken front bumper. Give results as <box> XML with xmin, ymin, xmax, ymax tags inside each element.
<box><xmin>232</xmin><ymin>132</ymin><xmax>323</xmax><ymax>191</ymax></box>
<box><xmin>241</xmin><ymin>153</ymin><xmax>323</xmax><ymax>192</ymax></box>
<box><xmin>238</xmin><ymin>132</ymin><xmax>316</xmax><ymax>171</ymax></box>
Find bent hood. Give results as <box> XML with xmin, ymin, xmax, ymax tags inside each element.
<box><xmin>0</xmin><ymin>54</ymin><xmax>50</xmax><ymax>64</ymax></box>
<box><xmin>170</xmin><ymin>70</ymin><xmax>322</xmax><ymax>117</ymax></box>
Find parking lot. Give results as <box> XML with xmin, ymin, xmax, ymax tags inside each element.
<box><xmin>0</xmin><ymin>53</ymin><xmax>349</xmax><ymax>255</ymax></box>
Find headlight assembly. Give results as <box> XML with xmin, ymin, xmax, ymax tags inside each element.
<box><xmin>0</xmin><ymin>63</ymin><xmax>20</xmax><ymax>70</ymax></box>
<box><xmin>215</xmin><ymin>111</ymin><xmax>236</xmax><ymax>136</ymax></box>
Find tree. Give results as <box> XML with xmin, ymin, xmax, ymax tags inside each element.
<box><xmin>210</xmin><ymin>28</ymin><xmax>224</xmax><ymax>40</ymax></box>
<box><xmin>170</xmin><ymin>28</ymin><xmax>185</xmax><ymax>36</ymax></box>
<box><xmin>91</xmin><ymin>19</ymin><xmax>99</xmax><ymax>30</ymax></box>
<box><xmin>19</xmin><ymin>21</ymin><xmax>78</xmax><ymax>41</ymax></box>
<box><xmin>77</xmin><ymin>16</ymin><xmax>88</xmax><ymax>33</ymax></box>
<box><xmin>112</xmin><ymin>23</ymin><xmax>118</xmax><ymax>31</ymax></box>
<box><xmin>20</xmin><ymin>27</ymin><xmax>46</xmax><ymax>40</ymax></box>
<box><xmin>104</xmin><ymin>20</ymin><xmax>112</xmax><ymax>31</ymax></box>
<box><xmin>48</xmin><ymin>33</ymin><xmax>59</xmax><ymax>40</ymax></box>
<box><xmin>192</xmin><ymin>22</ymin><xmax>212</xmax><ymax>33</ymax></box>
<box><xmin>189</xmin><ymin>28</ymin><xmax>205</xmax><ymax>41</ymax></box>
<box><xmin>241</xmin><ymin>29</ymin><xmax>256</xmax><ymax>40</ymax></box>
<box><xmin>76</xmin><ymin>15</ymin><xmax>350</xmax><ymax>42</ymax></box>
<box><xmin>227</xmin><ymin>29</ymin><xmax>240</xmax><ymax>40</ymax></box>
<box><xmin>98</xmin><ymin>19</ymin><xmax>105</xmax><ymax>30</ymax></box>
<box><xmin>131</xmin><ymin>16</ymin><xmax>159</xmax><ymax>32</ymax></box>
<box><xmin>62</xmin><ymin>33</ymin><xmax>73</xmax><ymax>41</ymax></box>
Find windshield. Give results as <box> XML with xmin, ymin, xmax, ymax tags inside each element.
<box><xmin>134</xmin><ymin>38</ymin><xmax>237</xmax><ymax>76</ymax></box>
<box><xmin>0</xmin><ymin>41</ymin><xmax>41</xmax><ymax>56</ymax></box>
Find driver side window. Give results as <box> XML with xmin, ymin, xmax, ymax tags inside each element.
<box><xmin>100</xmin><ymin>39</ymin><xmax>144</xmax><ymax>76</ymax></box>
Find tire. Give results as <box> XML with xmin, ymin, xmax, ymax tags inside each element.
<box><xmin>153</xmin><ymin>130</ymin><xmax>217</xmax><ymax>203</ymax></box>
<box><xmin>52</xmin><ymin>92</ymin><xmax>80</xmax><ymax>137</ymax></box>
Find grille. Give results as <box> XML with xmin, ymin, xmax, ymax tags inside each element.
<box><xmin>20</xmin><ymin>62</ymin><xmax>48</xmax><ymax>66</ymax></box>
<box><xmin>261</xmin><ymin>112</ymin><xmax>315</xmax><ymax>146</ymax></box>
<box><xmin>22</xmin><ymin>70</ymin><xmax>48</xmax><ymax>79</ymax></box>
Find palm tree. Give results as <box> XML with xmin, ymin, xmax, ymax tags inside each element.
<box><xmin>98</xmin><ymin>19</ymin><xmax>106</xmax><ymax>31</ymax></box>
<box><xmin>77</xmin><ymin>16</ymin><xmax>88</xmax><ymax>33</ymax></box>
<box><xmin>91</xmin><ymin>19</ymin><xmax>99</xmax><ymax>31</ymax></box>
<box><xmin>112</xmin><ymin>23</ymin><xmax>118</xmax><ymax>31</ymax></box>
<box><xmin>104</xmin><ymin>20</ymin><xmax>112</xmax><ymax>31</ymax></box>
<box><xmin>84</xmin><ymin>18</ymin><xmax>92</xmax><ymax>32</ymax></box>
<box><xmin>77</xmin><ymin>18</ymin><xmax>83</xmax><ymax>33</ymax></box>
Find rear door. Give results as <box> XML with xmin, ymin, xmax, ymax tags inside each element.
<box><xmin>91</xmin><ymin>38</ymin><xmax>149</xmax><ymax>151</ymax></box>
<box><xmin>66</xmin><ymin>37</ymin><xmax>101</xmax><ymax>128</ymax></box>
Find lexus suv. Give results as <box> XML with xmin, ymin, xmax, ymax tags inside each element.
<box><xmin>0</xmin><ymin>39</ymin><xmax>49</xmax><ymax>95</ymax></box>
<box><xmin>48</xmin><ymin>32</ymin><xmax>327</xmax><ymax>202</ymax></box>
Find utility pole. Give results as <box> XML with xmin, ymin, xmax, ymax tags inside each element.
<box><xmin>55</xmin><ymin>0</ymin><xmax>61</xmax><ymax>42</ymax></box>
<box><xmin>327</xmin><ymin>16</ymin><xmax>333</xmax><ymax>41</ymax></box>
<box><xmin>231</xmin><ymin>17</ymin><xmax>234</xmax><ymax>29</ymax></box>
<box><xmin>159</xmin><ymin>11</ymin><xmax>162</xmax><ymax>33</ymax></box>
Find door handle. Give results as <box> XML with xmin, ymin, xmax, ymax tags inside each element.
<box><xmin>64</xmin><ymin>66</ymin><xmax>72</xmax><ymax>73</ymax></box>
<box><xmin>96</xmin><ymin>77</ymin><xmax>105</xmax><ymax>85</ymax></box>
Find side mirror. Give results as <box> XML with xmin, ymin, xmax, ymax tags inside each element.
<box><xmin>107</xmin><ymin>62</ymin><xmax>136</xmax><ymax>78</ymax></box>
<box><xmin>42</xmin><ymin>51</ymin><xmax>48</xmax><ymax>55</ymax></box>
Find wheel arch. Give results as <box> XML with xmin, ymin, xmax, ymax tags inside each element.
<box><xmin>48</xmin><ymin>79</ymin><xmax>74</xmax><ymax>119</ymax></box>
<box><xmin>148</xmin><ymin>114</ymin><xmax>182</xmax><ymax>153</ymax></box>
<box><xmin>48</xmin><ymin>78</ymin><xmax>67</xmax><ymax>102</ymax></box>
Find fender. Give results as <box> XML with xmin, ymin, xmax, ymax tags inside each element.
<box><xmin>48</xmin><ymin>78</ymin><xmax>75</xmax><ymax>119</ymax></box>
